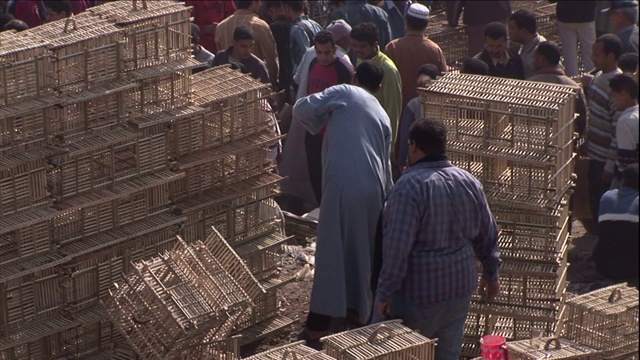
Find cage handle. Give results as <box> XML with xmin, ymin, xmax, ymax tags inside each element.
<box><xmin>608</xmin><ymin>288</ymin><xmax>622</xmax><ymax>303</ymax></box>
<box><xmin>281</xmin><ymin>350</ymin><xmax>299</xmax><ymax>360</ymax></box>
<box><xmin>544</xmin><ymin>338</ymin><xmax>561</xmax><ymax>351</ymax></box>
<box><xmin>132</xmin><ymin>0</ymin><xmax>148</xmax><ymax>11</ymax></box>
<box><xmin>367</xmin><ymin>324</ymin><xmax>396</xmax><ymax>344</ymax></box>
<box><xmin>63</xmin><ymin>15</ymin><xmax>77</xmax><ymax>33</ymax></box>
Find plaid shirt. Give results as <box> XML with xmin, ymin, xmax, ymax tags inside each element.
<box><xmin>376</xmin><ymin>158</ymin><xmax>500</xmax><ymax>306</ymax></box>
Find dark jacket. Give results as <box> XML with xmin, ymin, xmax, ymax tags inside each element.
<box><xmin>328</xmin><ymin>0</ymin><xmax>392</xmax><ymax>49</ymax></box>
<box><xmin>551</xmin><ymin>0</ymin><xmax>597</xmax><ymax>23</ymax></box>
<box><xmin>475</xmin><ymin>48</ymin><xmax>525</xmax><ymax>80</ymax></box>
<box><xmin>212</xmin><ymin>47</ymin><xmax>270</xmax><ymax>84</ymax></box>
<box><xmin>447</xmin><ymin>0</ymin><xmax>511</xmax><ymax>26</ymax></box>
<box><xmin>270</xmin><ymin>15</ymin><xmax>292</xmax><ymax>93</ymax></box>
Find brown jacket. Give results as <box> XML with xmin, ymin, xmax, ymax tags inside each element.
<box><xmin>385</xmin><ymin>33</ymin><xmax>447</xmax><ymax>112</ymax></box>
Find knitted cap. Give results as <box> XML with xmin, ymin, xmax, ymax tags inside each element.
<box><xmin>406</xmin><ymin>3</ymin><xmax>430</xmax><ymax>21</ymax></box>
<box><xmin>326</xmin><ymin>19</ymin><xmax>352</xmax><ymax>40</ymax></box>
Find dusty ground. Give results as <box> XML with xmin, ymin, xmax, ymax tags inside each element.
<box><xmin>239</xmin><ymin>217</ymin><xmax>607</xmax><ymax>357</ymax></box>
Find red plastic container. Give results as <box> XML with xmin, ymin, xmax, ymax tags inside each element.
<box><xmin>480</xmin><ymin>335</ymin><xmax>510</xmax><ymax>360</ymax></box>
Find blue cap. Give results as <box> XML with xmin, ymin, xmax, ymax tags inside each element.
<box><xmin>602</xmin><ymin>0</ymin><xmax>638</xmax><ymax>12</ymax></box>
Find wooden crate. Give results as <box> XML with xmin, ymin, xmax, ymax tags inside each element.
<box><xmin>0</xmin><ymin>266</ymin><xmax>62</xmax><ymax>336</ymax></box>
<box><xmin>47</xmin><ymin>80</ymin><xmax>136</xmax><ymax>138</ymax></box>
<box><xmin>0</xmin><ymin>166</ymin><xmax>49</xmax><ymax>218</ymax></box>
<box><xmin>244</xmin><ymin>341</ymin><xmax>333</xmax><ymax>360</ymax></box>
<box><xmin>321</xmin><ymin>320</ymin><xmax>437</xmax><ymax>360</ymax></box>
<box><xmin>20</xmin><ymin>15</ymin><xmax>125</xmax><ymax>93</ymax></box>
<box><xmin>104</xmin><ymin>231</ymin><xmax>261</xmax><ymax>360</ymax></box>
<box><xmin>51</xmin><ymin>170</ymin><xmax>183</xmax><ymax>245</ymax></box>
<box><xmin>170</xmin><ymin>146</ymin><xmax>271</xmax><ymax>202</ymax></box>
<box><xmin>191</xmin><ymin>67</ymin><xmax>271</xmax><ymax>144</ymax></box>
<box><xmin>0</xmin><ymin>32</ymin><xmax>53</xmax><ymax>107</ymax></box>
<box><xmin>87</xmin><ymin>0</ymin><xmax>192</xmax><ymax>71</ymax></box>
<box><xmin>47</xmin><ymin>130</ymin><xmax>167</xmax><ymax>200</ymax></box>
<box><xmin>127</xmin><ymin>59</ymin><xmax>199</xmax><ymax>115</ymax></box>
<box><xmin>509</xmin><ymin>337</ymin><xmax>602</xmax><ymax>360</ymax></box>
<box><xmin>59</xmin><ymin>213</ymin><xmax>183</xmax><ymax>313</ymax></box>
<box><xmin>562</xmin><ymin>284</ymin><xmax>639</xmax><ymax>359</ymax></box>
<box><xmin>472</xmin><ymin>260</ymin><xmax>568</xmax><ymax>309</ymax></box>
<box><xmin>0</xmin><ymin>98</ymin><xmax>57</xmax><ymax>156</ymax></box>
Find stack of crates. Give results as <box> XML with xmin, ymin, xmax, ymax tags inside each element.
<box><xmin>1</xmin><ymin>0</ymin><xmax>290</xmax><ymax>358</ymax></box>
<box><xmin>419</xmin><ymin>73</ymin><xmax>579</xmax><ymax>358</ymax></box>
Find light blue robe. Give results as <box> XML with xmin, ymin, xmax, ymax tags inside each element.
<box><xmin>293</xmin><ymin>84</ymin><xmax>393</xmax><ymax>323</ymax></box>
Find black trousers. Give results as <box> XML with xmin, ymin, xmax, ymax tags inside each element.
<box><xmin>587</xmin><ymin>160</ymin><xmax>609</xmax><ymax>224</ymax></box>
<box><xmin>305</xmin><ymin>131</ymin><xmax>323</xmax><ymax>204</ymax></box>
<box><xmin>306</xmin><ymin>311</ymin><xmax>332</xmax><ymax>332</ymax></box>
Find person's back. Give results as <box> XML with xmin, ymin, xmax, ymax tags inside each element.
<box><xmin>329</xmin><ymin>0</ymin><xmax>391</xmax><ymax>49</ymax></box>
<box><xmin>593</xmin><ymin>168</ymin><xmax>639</xmax><ymax>285</ymax></box>
<box><xmin>7</xmin><ymin>0</ymin><xmax>41</xmax><ymax>28</ymax></box>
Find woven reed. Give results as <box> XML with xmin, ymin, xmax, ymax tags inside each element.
<box><xmin>244</xmin><ymin>340</ymin><xmax>333</xmax><ymax>360</ymax></box>
<box><xmin>104</xmin><ymin>231</ymin><xmax>259</xmax><ymax>359</ymax></box>
<box><xmin>321</xmin><ymin>320</ymin><xmax>437</xmax><ymax>360</ymax></box>
<box><xmin>562</xmin><ymin>284</ymin><xmax>639</xmax><ymax>359</ymax></box>
<box><xmin>498</xmin><ymin>216</ymin><xmax>571</xmax><ymax>265</ymax></box>
<box><xmin>508</xmin><ymin>337</ymin><xmax>602</xmax><ymax>360</ymax></box>
<box><xmin>87</xmin><ymin>0</ymin><xmax>192</xmax><ymax>70</ymax></box>
<box><xmin>464</xmin><ymin>310</ymin><xmax>562</xmax><ymax>341</ymax></box>
<box><xmin>0</xmin><ymin>215</ymin><xmax>51</xmax><ymax>265</ymax></box>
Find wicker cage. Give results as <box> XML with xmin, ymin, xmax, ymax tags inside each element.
<box><xmin>191</xmin><ymin>67</ymin><xmax>271</xmax><ymax>144</ymax></box>
<box><xmin>235</xmin><ymin>230</ymin><xmax>289</xmax><ymax>280</ymax></box>
<box><xmin>562</xmin><ymin>284</ymin><xmax>639</xmax><ymax>359</ymax></box>
<box><xmin>0</xmin><ymin>165</ymin><xmax>50</xmax><ymax>218</ymax></box>
<box><xmin>170</xmin><ymin>145</ymin><xmax>271</xmax><ymax>202</ymax></box>
<box><xmin>51</xmin><ymin>170</ymin><xmax>183</xmax><ymax>246</ymax></box>
<box><xmin>127</xmin><ymin>58</ymin><xmax>199</xmax><ymax>115</ymax></box>
<box><xmin>235</xmin><ymin>288</ymin><xmax>279</xmax><ymax>332</ymax></box>
<box><xmin>19</xmin><ymin>15</ymin><xmax>125</xmax><ymax>93</ymax></box>
<box><xmin>87</xmin><ymin>0</ymin><xmax>192</xmax><ymax>71</ymax></box>
<box><xmin>0</xmin><ymin>32</ymin><xmax>53</xmax><ymax>107</ymax></box>
<box><xmin>0</xmin><ymin>98</ymin><xmax>57</xmax><ymax>156</ymax></box>
<box><xmin>283</xmin><ymin>211</ymin><xmax>318</xmax><ymax>245</ymax></box>
<box><xmin>321</xmin><ymin>320</ymin><xmax>437</xmax><ymax>360</ymax></box>
<box><xmin>0</xmin><ymin>215</ymin><xmax>52</xmax><ymax>264</ymax></box>
<box><xmin>244</xmin><ymin>340</ymin><xmax>334</xmax><ymax>360</ymax></box>
<box><xmin>464</xmin><ymin>308</ymin><xmax>562</xmax><ymax>342</ymax></box>
<box><xmin>47</xmin><ymin>130</ymin><xmax>167</xmax><ymax>200</ymax></box>
<box><xmin>471</xmin><ymin>260</ymin><xmax>567</xmax><ymax>308</ymax></box>
<box><xmin>508</xmin><ymin>337</ymin><xmax>602</xmax><ymax>360</ymax></box>
<box><xmin>498</xmin><ymin>215</ymin><xmax>570</xmax><ymax>265</ymax></box>
<box><xmin>103</xmin><ymin>230</ymin><xmax>263</xmax><ymax>360</ymax></box>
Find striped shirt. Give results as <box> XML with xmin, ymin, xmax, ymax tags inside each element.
<box><xmin>586</xmin><ymin>69</ymin><xmax>622</xmax><ymax>173</ymax></box>
<box><xmin>616</xmin><ymin>105</ymin><xmax>639</xmax><ymax>172</ymax></box>
<box><xmin>215</xmin><ymin>9</ymin><xmax>279</xmax><ymax>87</ymax></box>
<box><xmin>375</xmin><ymin>158</ymin><xmax>500</xmax><ymax>306</ymax></box>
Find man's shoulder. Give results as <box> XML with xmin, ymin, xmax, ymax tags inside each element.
<box><xmin>364</xmin><ymin>3</ymin><xmax>389</xmax><ymax>20</ymax></box>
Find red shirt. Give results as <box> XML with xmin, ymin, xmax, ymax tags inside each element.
<box><xmin>185</xmin><ymin>0</ymin><xmax>236</xmax><ymax>53</ymax></box>
<box><xmin>9</xmin><ymin>0</ymin><xmax>41</xmax><ymax>28</ymax></box>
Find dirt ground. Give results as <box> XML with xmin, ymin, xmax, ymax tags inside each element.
<box><xmin>239</xmin><ymin>217</ymin><xmax>606</xmax><ymax>357</ymax></box>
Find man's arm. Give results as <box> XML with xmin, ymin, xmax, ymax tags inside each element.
<box><xmin>470</xmin><ymin>183</ymin><xmax>501</xmax><ymax>299</ymax></box>
<box><xmin>293</xmin><ymin>86</ymin><xmax>348</xmax><ymax>134</ymax></box>
<box><xmin>375</xmin><ymin>190</ymin><xmax>420</xmax><ymax>304</ymax></box>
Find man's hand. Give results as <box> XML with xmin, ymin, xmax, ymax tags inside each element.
<box><xmin>479</xmin><ymin>278</ymin><xmax>500</xmax><ymax>301</ymax></box>
<box><xmin>602</xmin><ymin>170</ymin><xmax>614</xmax><ymax>184</ymax></box>
<box><xmin>204</xmin><ymin>22</ymin><xmax>218</xmax><ymax>35</ymax></box>
<box><xmin>375</xmin><ymin>300</ymin><xmax>390</xmax><ymax>319</ymax></box>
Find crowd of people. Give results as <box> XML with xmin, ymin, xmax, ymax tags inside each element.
<box><xmin>2</xmin><ymin>1</ymin><xmax>638</xmax><ymax>359</ymax></box>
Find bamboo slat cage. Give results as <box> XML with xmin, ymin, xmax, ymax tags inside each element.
<box><xmin>51</xmin><ymin>170</ymin><xmax>183</xmax><ymax>246</ymax></box>
<box><xmin>464</xmin><ymin>310</ymin><xmax>562</xmax><ymax>342</ymax></box>
<box><xmin>104</xmin><ymin>231</ymin><xmax>260</xmax><ymax>360</ymax></box>
<box><xmin>0</xmin><ymin>32</ymin><xmax>53</xmax><ymax>107</ymax></box>
<box><xmin>47</xmin><ymin>130</ymin><xmax>167</xmax><ymax>200</ymax></box>
<box><xmin>0</xmin><ymin>216</ymin><xmax>51</xmax><ymax>264</ymax></box>
<box><xmin>508</xmin><ymin>337</ymin><xmax>602</xmax><ymax>360</ymax></box>
<box><xmin>127</xmin><ymin>58</ymin><xmax>199</xmax><ymax>115</ymax></box>
<box><xmin>87</xmin><ymin>0</ymin><xmax>192</xmax><ymax>71</ymax></box>
<box><xmin>244</xmin><ymin>340</ymin><xmax>334</xmax><ymax>360</ymax></box>
<box><xmin>170</xmin><ymin>146</ymin><xmax>271</xmax><ymax>201</ymax></box>
<box><xmin>235</xmin><ymin>230</ymin><xmax>290</xmax><ymax>281</ymax></box>
<box><xmin>234</xmin><ymin>288</ymin><xmax>279</xmax><ymax>332</ymax></box>
<box><xmin>129</xmin><ymin>105</ymin><xmax>207</xmax><ymax>152</ymax></box>
<box><xmin>0</xmin><ymin>98</ymin><xmax>56</xmax><ymax>156</ymax></box>
<box><xmin>471</xmin><ymin>260</ymin><xmax>568</xmax><ymax>308</ymax></box>
<box><xmin>498</xmin><ymin>219</ymin><xmax>571</xmax><ymax>265</ymax></box>
<box><xmin>283</xmin><ymin>211</ymin><xmax>318</xmax><ymax>245</ymax></box>
<box><xmin>321</xmin><ymin>320</ymin><xmax>437</xmax><ymax>360</ymax></box>
<box><xmin>191</xmin><ymin>67</ymin><xmax>271</xmax><ymax>144</ymax></box>
<box><xmin>562</xmin><ymin>284</ymin><xmax>639</xmax><ymax>359</ymax></box>
<box><xmin>492</xmin><ymin>191</ymin><xmax>571</xmax><ymax>230</ymax></box>
<box><xmin>19</xmin><ymin>15</ymin><xmax>125</xmax><ymax>93</ymax></box>
<box><xmin>0</xmin><ymin>165</ymin><xmax>49</xmax><ymax>219</ymax></box>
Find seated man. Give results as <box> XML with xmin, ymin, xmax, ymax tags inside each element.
<box><xmin>592</xmin><ymin>166</ymin><xmax>639</xmax><ymax>287</ymax></box>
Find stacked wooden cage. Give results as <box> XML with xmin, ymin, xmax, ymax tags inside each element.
<box><xmin>419</xmin><ymin>73</ymin><xmax>579</xmax><ymax>358</ymax></box>
<box><xmin>1</xmin><ymin>0</ymin><xmax>291</xmax><ymax>358</ymax></box>
<box><xmin>561</xmin><ymin>284</ymin><xmax>639</xmax><ymax>359</ymax></box>
<box><xmin>507</xmin><ymin>337</ymin><xmax>602</xmax><ymax>360</ymax></box>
